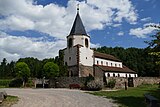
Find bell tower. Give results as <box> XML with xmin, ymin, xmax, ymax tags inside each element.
<box><xmin>64</xmin><ymin>5</ymin><xmax>94</xmax><ymax>77</ymax></box>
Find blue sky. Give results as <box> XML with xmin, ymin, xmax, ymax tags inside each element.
<box><xmin>0</xmin><ymin>0</ymin><xmax>160</xmax><ymax>62</ymax></box>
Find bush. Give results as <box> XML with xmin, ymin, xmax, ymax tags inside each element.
<box><xmin>9</xmin><ymin>78</ymin><xmax>23</xmax><ymax>87</ymax></box>
<box><xmin>25</xmin><ymin>79</ymin><xmax>34</xmax><ymax>87</ymax></box>
<box><xmin>87</xmin><ymin>79</ymin><xmax>102</xmax><ymax>91</ymax></box>
<box><xmin>107</xmin><ymin>79</ymin><xmax>116</xmax><ymax>89</ymax></box>
<box><xmin>0</xmin><ymin>79</ymin><xmax>11</xmax><ymax>87</ymax></box>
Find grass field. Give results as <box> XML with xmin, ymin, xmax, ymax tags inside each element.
<box><xmin>91</xmin><ymin>84</ymin><xmax>160</xmax><ymax>107</ymax></box>
<box><xmin>0</xmin><ymin>95</ymin><xmax>19</xmax><ymax>107</ymax></box>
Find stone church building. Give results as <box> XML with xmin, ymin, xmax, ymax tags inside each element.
<box><xmin>62</xmin><ymin>8</ymin><xmax>138</xmax><ymax>78</ymax></box>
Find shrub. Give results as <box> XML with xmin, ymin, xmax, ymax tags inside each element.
<box><xmin>25</xmin><ymin>79</ymin><xmax>34</xmax><ymax>87</ymax></box>
<box><xmin>9</xmin><ymin>78</ymin><xmax>23</xmax><ymax>87</ymax></box>
<box><xmin>87</xmin><ymin>79</ymin><xmax>102</xmax><ymax>91</ymax></box>
<box><xmin>107</xmin><ymin>79</ymin><xmax>116</xmax><ymax>89</ymax></box>
<box><xmin>0</xmin><ymin>79</ymin><xmax>11</xmax><ymax>87</ymax></box>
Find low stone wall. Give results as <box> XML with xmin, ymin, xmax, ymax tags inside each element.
<box><xmin>49</xmin><ymin>77</ymin><xmax>87</xmax><ymax>88</ymax></box>
<box><xmin>106</xmin><ymin>77</ymin><xmax>160</xmax><ymax>89</ymax></box>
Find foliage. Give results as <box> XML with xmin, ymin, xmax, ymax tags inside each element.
<box><xmin>43</xmin><ymin>62</ymin><xmax>59</xmax><ymax>78</ymax></box>
<box><xmin>9</xmin><ymin>78</ymin><xmax>23</xmax><ymax>87</ymax></box>
<box><xmin>107</xmin><ymin>79</ymin><xmax>116</xmax><ymax>89</ymax></box>
<box><xmin>15</xmin><ymin>62</ymin><xmax>30</xmax><ymax>86</ymax></box>
<box><xmin>91</xmin><ymin>84</ymin><xmax>159</xmax><ymax>107</ymax></box>
<box><xmin>0</xmin><ymin>79</ymin><xmax>11</xmax><ymax>87</ymax></box>
<box><xmin>87</xmin><ymin>79</ymin><xmax>102</xmax><ymax>91</ymax></box>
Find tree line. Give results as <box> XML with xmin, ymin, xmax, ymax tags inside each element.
<box><xmin>0</xmin><ymin>50</ymin><xmax>67</xmax><ymax>79</ymax></box>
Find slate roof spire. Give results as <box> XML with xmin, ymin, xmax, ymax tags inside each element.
<box><xmin>69</xmin><ymin>4</ymin><xmax>87</xmax><ymax>36</ymax></box>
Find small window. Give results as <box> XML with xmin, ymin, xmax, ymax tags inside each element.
<box><xmin>118</xmin><ymin>74</ymin><xmax>120</xmax><ymax>77</ymax></box>
<box><xmin>65</xmin><ymin>62</ymin><xmax>67</xmax><ymax>66</ymax></box>
<box><xmin>106</xmin><ymin>62</ymin><xmax>108</xmax><ymax>66</ymax></box>
<box><xmin>86</xmin><ymin>57</ymin><xmax>87</xmax><ymax>59</ymax></box>
<box><xmin>97</xmin><ymin>61</ymin><xmax>99</xmax><ymax>65</ymax></box>
<box><xmin>108</xmin><ymin>73</ymin><xmax>110</xmax><ymax>77</ymax></box>
<box><xmin>126</xmin><ymin>74</ymin><xmax>127</xmax><ymax>77</ymax></box>
<box><xmin>113</xmin><ymin>73</ymin><xmax>115</xmax><ymax>77</ymax></box>
<box><xmin>129</xmin><ymin>74</ymin><xmax>131</xmax><ymax>77</ymax></box>
<box><xmin>119</xmin><ymin>64</ymin><xmax>121</xmax><ymax>67</ymax></box>
<box><xmin>85</xmin><ymin>38</ymin><xmax>89</xmax><ymax>48</ymax></box>
<box><xmin>68</xmin><ymin>38</ymin><xmax>73</xmax><ymax>48</ymax></box>
<box><xmin>69</xmin><ymin>57</ymin><xmax>71</xmax><ymax>60</ymax></box>
<box><xmin>115</xmin><ymin>64</ymin><xmax>117</xmax><ymax>67</ymax></box>
<box><xmin>111</xmin><ymin>63</ymin><xmax>112</xmax><ymax>66</ymax></box>
<box><xmin>101</xmin><ymin>61</ymin><xmax>103</xmax><ymax>65</ymax></box>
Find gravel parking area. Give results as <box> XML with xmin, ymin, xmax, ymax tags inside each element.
<box><xmin>2</xmin><ymin>88</ymin><xmax>117</xmax><ymax>107</ymax></box>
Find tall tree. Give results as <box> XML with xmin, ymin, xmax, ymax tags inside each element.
<box><xmin>43</xmin><ymin>62</ymin><xmax>59</xmax><ymax>79</ymax></box>
<box><xmin>15</xmin><ymin>62</ymin><xmax>30</xmax><ymax>86</ymax></box>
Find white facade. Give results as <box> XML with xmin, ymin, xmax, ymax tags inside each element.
<box><xmin>105</xmin><ymin>72</ymin><xmax>138</xmax><ymax>78</ymax></box>
<box><xmin>64</xmin><ymin>47</ymin><xmax>77</xmax><ymax>66</ymax></box>
<box><xmin>94</xmin><ymin>57</ymin><xmax>122</xmax><ymax>68</ymax></box>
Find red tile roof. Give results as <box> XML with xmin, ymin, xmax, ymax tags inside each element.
<box><xmin>94</xmin><ymin>51</ymin><xmax>121</xmax><ymax>62</ymax></box>
<box><xmin>96</xmin><ymin>65</ymin><xmax>136</xmax><ymax>73</ymax></box>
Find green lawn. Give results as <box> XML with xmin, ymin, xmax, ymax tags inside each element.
<box><xmin>0</xmin><ymin>95</ymin><xmax>19</xmax><ymax>107</ymax></box>
<box><xmin>90</xmin><ymin>84</ymin><xmax>160</xmax><ymax>107</ymax></box>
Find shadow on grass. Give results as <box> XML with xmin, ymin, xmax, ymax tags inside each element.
<box><xmin>107</xmin><ymin>96</ymin><xmax>146</xmax><ymax>107</ymax></box>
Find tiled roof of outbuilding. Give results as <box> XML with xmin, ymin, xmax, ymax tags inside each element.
<box><xmin>94</xmin><ymin>51</ymin><xmax>121</xmax><ymax>62</ymax></box>
<box><xmin>96</xmin><ymin>65</ymin><xmax>136</xmax><ymax>73</ymax></box>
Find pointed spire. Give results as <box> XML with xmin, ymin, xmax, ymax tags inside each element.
<box><xmin>69</xmin><ymin>4</ymin><xmax>87</xmax><ymax>36</ymax></box>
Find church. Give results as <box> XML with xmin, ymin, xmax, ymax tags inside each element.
<box><xmin>62</xmin><ymin>7</ymin><xmax>138</xmax><ymax>78</ymax></box>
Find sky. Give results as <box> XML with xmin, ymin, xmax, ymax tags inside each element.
<box><xmin>0</xmin><ymin>0</ymin><xmax>160</xmax><ymax>62</ymax></box>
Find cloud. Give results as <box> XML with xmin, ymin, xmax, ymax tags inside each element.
<box><xmin>0</xmin><ymin>31</ymin><xmax>66</xmax><ymax>62</ymax></box>
<box><xmin>117</xmin><ymin>31</ymin><xmax>124</xmax><ymax>36</ymax></box>
<box><xmin>129</xmin><ymin>23</ymin><xmax>158</xmax><ymax>38</ymax></box>
<box><xmin>0</xmin><ymin>0</ymin><xmax>138</xmax><ymax>61</ymax></box>
<box><xmin>140</xmin><ymin>17</ymin><xmax>151</xmax><ymax>22</ymax></box>
<box><xmin>0</xmin><ymin>0</ymin><xmax>137</xmax><ymax>38</ymax></box>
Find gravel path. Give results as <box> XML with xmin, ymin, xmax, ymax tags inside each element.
<box><xmin>2</xmin><ymin>88</ymin><xmax>117</xmax><ymax>107</ymax></box>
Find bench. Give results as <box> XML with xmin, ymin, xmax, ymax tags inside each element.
<box><xmin>144</xmin><ymin>94</ymin><xmax>160</xmax><ymax>107</ymax></box>
<box><xmin>69</xmin><ymin>84</ymin><xmax>80</xmax><ymax>89</ymax></box>
<box><xmin>0</xmin><ymin>91</ymin><xmax>7</xmax><ymax>103</ymax></box>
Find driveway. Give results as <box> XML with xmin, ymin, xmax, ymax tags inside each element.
<box><xmin>3</xmin><ymin>88</ymin><xmax>117</xmax><ymax>107</ymax></box>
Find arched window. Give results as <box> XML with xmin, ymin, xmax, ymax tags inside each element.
<box><xmin>113</xmin><ymin>73</ymin><xmax>115</xmax><ymax>77</ymax></box>
<box><xmin>68</xmin><ymin>38</ymin><xmax>73</xmax><ymax>48</ymax></box>
<box><xmin>118</xmin><ymin>74</ymin><xmax>120</xmax><ymax>77</ymax></box>
<box><xmin>85</xmin><ymin>38</ymin><xmax>89</xmax><ymax>48</ymax></box>
<box><xmin>101</xmin><ymin>61</ymin><xmax>103</xmax><ymax>65</ymax></box>
<box><xmin>107</xmin><ymin>73</ymin><xmax>110</xmax><ymax>77</ymax></box>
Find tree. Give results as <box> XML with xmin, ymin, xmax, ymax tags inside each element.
<box><xmin>146</xmin><ymin>24</ymin><xmax>160</xmax><ymax>76</ymax></box>
<box><xmin>43</xmin><ymin>62</ymin><xmax>59</xmax><ymax>78</ymax></box>
<box><xmin>15</xmin><ymin>62</ymin><xmax>30</xmax><ymax>87</ymax></box>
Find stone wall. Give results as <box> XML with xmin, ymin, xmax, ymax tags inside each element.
<box><xmin>49</xmin><ymin>77</ymin><xmax>87</xmax><ymax>88</ymax></box>
<box><xmin>79</xmin><ymin>65</ymin><xmax>93</xmax><ymax>77</ymax></box>
<box><xmin>106</xmin><ymin>77</ymin><xmax>160</xmax><ymax>89</ymax></box>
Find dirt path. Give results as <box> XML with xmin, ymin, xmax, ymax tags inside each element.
<box><xmin>3</xmin><ymin>88</ymin><xmax>117</xmax><ymax>107</ymax></box>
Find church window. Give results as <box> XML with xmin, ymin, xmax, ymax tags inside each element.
<box><xmin>106</xmin><ymin>62</ymin><xmax>108</xmax><ymax>66</ymax></box>
<box><xmin>65</xmin><ymin>62</ymin><xmax>67</xmax><ymax>66</ymax></box>
<box><xmin>107</xmin><ymin>73</ymin><xmax>110</xmax><ymax>77</ymax></box>
<box><xmin>126</xmin><ymin>74</ymin><xmax>127</xmax><ymax>77</ymax></box>
<box><xmin>85</xmin><ymin>38</ymin><xmax>89</xmax><ymax>48</ymax></box>
<box><xmin>69</xmin><ymin>57</ymin><xmax>71</xmax><ymax>61</ymax></box>
<box><xmin>118</xmin><ymin>74</ymin><xmax>120</xmax><ymax>77</ymax></box>
<box><xmin>101</xmin><ymin>61</ymin><xmax>103</xmax><ymax>65</ymax></box>
<box><xmin>97</xmin><ymin>61</ymin><xmax>99</xmax><ymax>65</ymax></box>
<box><xmin>113</xmin><ymin>73</ymin><xmax>115</xmax><ymax>77</ymax></box>
<box><xmin>68</xmin><ymin>38</ymin><xmax>73</xmax><ymax>48</ymax></box>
